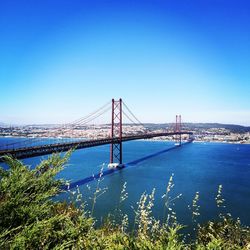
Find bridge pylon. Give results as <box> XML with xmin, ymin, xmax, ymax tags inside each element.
<box><xmin>109</xmin><ymin>98</ymin><xmax>123</xmax><ymax>168</ymax></box>
<box><xmin>175</xmin><ymin>115</ymin><xmax>182</xmax><ymax>145</ymax></box>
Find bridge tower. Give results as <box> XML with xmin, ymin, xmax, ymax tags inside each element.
<box><xmin>109</xmin><ymin>98</ymin><xmax>123</xmax><ymax>167</ymax></box>
<box><xmin>175</xmin><ymin>115</ymin><xmax>182</xmax><ymax>145</ymax></box>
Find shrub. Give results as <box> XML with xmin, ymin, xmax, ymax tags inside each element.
<box><xmin>0</xmin><ymin>153</ymin><xmax>249</xmax><ymax>249</ymax></box>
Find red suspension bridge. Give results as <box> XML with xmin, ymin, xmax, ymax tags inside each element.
<box><xmin>0</xmin><ymin>99</ymin><xmax>193</xmax><ymax>164</ymax></box>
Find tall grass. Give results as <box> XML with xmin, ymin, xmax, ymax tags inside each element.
<box><xmin>0</xmin><ymin>153</ymin><xmax>249</xmax><ymax>249</ymax></box>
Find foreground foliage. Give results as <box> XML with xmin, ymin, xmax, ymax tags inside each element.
<box><xmin>0</xmin><ymin>154</ymin><xmax>249</xmax><ymax>249</ymax></box>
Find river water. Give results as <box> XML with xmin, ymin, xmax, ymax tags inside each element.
<box><xmin>1</xmin><ymin>137</ymin><xmax>250</xmax><ymax>227</ymax></box>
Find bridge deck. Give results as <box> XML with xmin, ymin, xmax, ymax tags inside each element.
<box><xmin>0</xmin><ymin>132</ymin><xmax>192</xmax><ymax>161</ymax></box>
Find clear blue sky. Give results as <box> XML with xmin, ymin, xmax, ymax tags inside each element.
<box><xmin>0</xmin><ymin>0</ymin><xmax>249</xmax><ymax>125</ymax></box>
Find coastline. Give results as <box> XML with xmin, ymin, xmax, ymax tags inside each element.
<box><xmin>143</xmin><ymin>138</ymin><xmax>250</xmax><ymax>145</ymax></box>
<box><xmin>1</xmin><ymin>136</ymin><xmax>250</xmax><ymax>145</ymax></box>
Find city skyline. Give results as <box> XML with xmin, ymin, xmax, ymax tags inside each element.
<box><xmin>1</xmin><ymin>0</ymin><xmax>250</xmax><ymax>125</ymax></box>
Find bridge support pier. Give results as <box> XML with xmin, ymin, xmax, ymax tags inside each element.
<box><xmin>109</xmin><ymin>98</ymin><xmax>123</xmax><ymax>168</ymax></box>
<box><xmin>175</xmin><ymin>115</ymin><xmax>182</xmax><ymax>145</ymax></box>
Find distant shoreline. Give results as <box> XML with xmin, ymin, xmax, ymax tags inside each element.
<box><xmin>142</xmin><ymin>138</ymin><xmax>250</xmax><ymax>145</ymax></box>
<box><xmin>0</xmin><ymin>136</ymin><xmax>250</xmax><ymax>145</ymax></box>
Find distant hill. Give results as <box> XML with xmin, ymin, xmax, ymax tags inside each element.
<box><xmin>185</xmin><ymin>123</ymin><xmax>250</xmax><ymax>133</ymax></box>
<box><xmin>140</xmin><ymin>123</ymin><xmax>250</xmax><ymax>133</ymax></box>
<box><xmin>1</xmin><ymin>122</ymin><xmax>250</xmax><ymax>133</ymax></box>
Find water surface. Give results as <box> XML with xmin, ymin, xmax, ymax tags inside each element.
<box><xmin>1</xmin><ymin>137</ymin><xmax>250</xmax><ymax>227</ymax></box>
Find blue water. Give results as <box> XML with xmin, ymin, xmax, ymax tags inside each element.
<box><xmin>1</xmin><ymin>137</ymin><xmax>250</xmax><ymax>227</ymax></box>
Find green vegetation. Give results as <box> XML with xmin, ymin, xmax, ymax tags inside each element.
<box><xmin>0</xmin><ymin>153</ymin><xmax>249</xmax><ymax>249</ymax></box>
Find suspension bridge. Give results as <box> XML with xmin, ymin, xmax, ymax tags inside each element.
<box><xmin>0</xmin><ymin>99</ymin><xmax>193</xmax><ymax>165</ymax></box>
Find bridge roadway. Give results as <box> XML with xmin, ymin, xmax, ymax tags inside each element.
<box><xmin>0</xmin><ymin>132</ymin><xmax>193</xmax><ymax>162</ymax></box>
